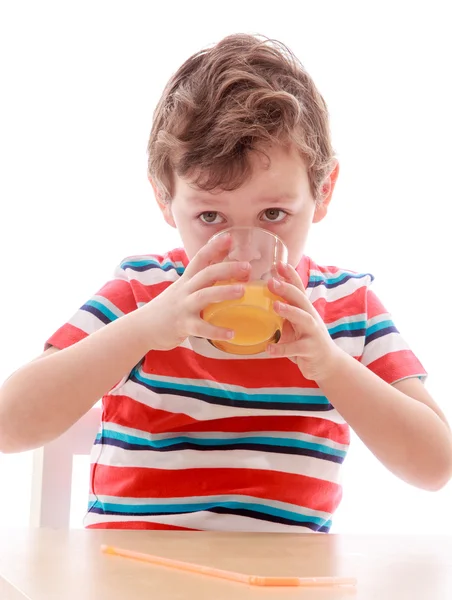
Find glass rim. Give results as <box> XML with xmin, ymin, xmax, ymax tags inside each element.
<box><xmin>209</xmin><ymin>226</ymin><xmax>287</xmax><ymax>252</ymax></box>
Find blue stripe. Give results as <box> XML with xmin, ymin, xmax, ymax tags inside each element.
<box><xmin>132</xmin><ymin>370</ymin><xmax>330</xmax><ymax>405</ymax></box>
<box><xmin>100</xmin><ymin>429</ymin><xmax>346</xmax><ymax>459</ymax></box>
<box><xmin>96</xmin><ymin>435</ymin><xmax>344</xmax><ymax>463</ymax></box>
<box><xmin>121</xmin><ymin>259</ymin><xmax>185</xmax><ymax>274</ymax></box>
<box><xmin>308</xmin><ymin>272</ymin><xmax>369</xmax><ymax>286</ymax></box>
<box><xmin>80</xmin><ymin>304</ymin><xmax>111</xmax><ymax>325</ymax></box>
<box><xmin>88</xmin><ymin>499</ymin><xmax>331</xmax><ymax>528</ymax></box>
<box><xmin>83</xmin><ymin>299</ymin><xmax>119</xmax><ymax>322</ymax></box>
<box><xmin>327</xmin><ymin>320</ymin><xmax>367</xmax><ymax>336</ymax></box>
<box><xmin>365</xmin><ymin>325</ymin><xmax>398</xmax><ymax>346</ymax></box>
<box><xmin>366</xmin><ymin>319</ymin><xmax>394</xmax><ymax>337</ymax></box>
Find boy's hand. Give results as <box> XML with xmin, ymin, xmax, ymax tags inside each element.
<box><xmin>267</xmin><ymin>263</ymin><xmax>343</xmax><ymax>382</ymax></box>
<box><xmin>143</xmin><ymin>233</ymin><xmax>250</xmax><ymax>351</ymax></box>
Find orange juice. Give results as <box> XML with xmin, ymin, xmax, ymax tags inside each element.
<box><xmin>202</xmin><ymin>281</ymin><xmax>283</xmax><ymax>355</ymax></box>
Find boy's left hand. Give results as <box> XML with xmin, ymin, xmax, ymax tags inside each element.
<box><xmin>267</xmin><ymin>262</ymin><xmax>343</xmax><ymax>382</ymax></box>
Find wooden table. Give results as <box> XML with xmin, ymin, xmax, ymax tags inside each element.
<box><xmin>0</xmin><ymin>530</ymin><xmax>451</xmax><ymax>599</ymax></box>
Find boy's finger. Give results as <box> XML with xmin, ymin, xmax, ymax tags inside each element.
<box><xmin>184</xmin><ymin>234</ymin><xmax>232</xmax><ymax>279</ymax></box>
<box><xmin>267</xmin><ymin>339</ymin><xmax>305</xmax><ymax>358</ymax></box>
<box><xmin>278</xmin><ymin>320</ymin><xmax>298</xmax><ymax>344</ymax></box>
<box><xmin>273</xmin><ymin>301</ymin><xmax>315</xmax><ymax>331</ymax></box>
<box><xmin>188</xmin><ymin>260</ymin><xmax>251</xmax><ymax>293</ymax></box>
<box><xmin>191</xmin><ymin>320</ymin><xmax>235</xmax><ymax>342</ymax></box>
<box><xmin>276</xmin><ymin>262</ymin><xmax>307</xmax><ymax>293</ymax></box>
<box><xmin>269</xmin><ymin>279</ymin><xmax>316</xmax><ymax>318</ymax></box>
<box><xmin>190</xmin><ymin>283</ymin><xmax>245</xmax><ymax>311</ymax></box>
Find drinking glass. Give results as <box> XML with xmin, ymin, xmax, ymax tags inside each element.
<box><xmin>202</xmin><ymin>226</ymin><xmax>288</xmax><ymax>355</ymax></box>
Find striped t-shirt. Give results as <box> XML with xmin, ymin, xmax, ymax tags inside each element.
<box><xmin>46</xmin><ymin>249</ymin><xmax>426</xmax><ymax>532</ymax></box>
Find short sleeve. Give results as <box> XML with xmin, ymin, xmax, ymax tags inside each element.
<box><xmin>45</xmin><ymin>264</ymin><xmax>139</xmax><ymax>351</ymax></box>
<box><xmin>360</xmin><ymin>289</ymin><xmax>427</xmax><ymax>384</ymax></box>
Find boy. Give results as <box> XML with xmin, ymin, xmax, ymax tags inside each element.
<box><xmin>0</xmin><ymin>34</ymin><xmax>451</xmax><ymax>532</ymax></box>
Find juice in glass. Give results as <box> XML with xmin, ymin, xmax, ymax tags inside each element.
<box><xmin>203</xmin><ymin>280</ymin><xmax>283</xmax><ymax>355</ymax></box>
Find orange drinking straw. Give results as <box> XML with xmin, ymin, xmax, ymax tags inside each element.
<box><xmin>101</xmin><ymin>545</ymin><xmax>357</xmax><ymax>588</ymax></box>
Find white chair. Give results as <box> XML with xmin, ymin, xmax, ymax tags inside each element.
<box><xmin>30</xmin><ymin>406</ymin><xmax>101</xmax><ymax>528</ymax></box>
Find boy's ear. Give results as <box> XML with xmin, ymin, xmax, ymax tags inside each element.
<box><xmin>313</xmin><ymin>161</ymin><xmax>340</xmax><ymax>223</ymax></box>
<box><xmin>149</xmin><ymin>177</ymin><xmax>176</xmax><ymax>228</ymax></box>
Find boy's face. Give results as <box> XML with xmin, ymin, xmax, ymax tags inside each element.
<box><xmin>158</xmin><ymin>144</ymin><xmax>337</xmax><ymax>267</ymax></box>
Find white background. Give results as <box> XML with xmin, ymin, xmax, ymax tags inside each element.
<box><xmin>0</xmin><ymin>0</ymin><xmax>451</xmax><ymax>532</ymax></box>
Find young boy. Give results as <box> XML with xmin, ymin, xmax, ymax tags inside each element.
<box><xmin>0</xmin><ymin>34</ymin><xmax>451</xmax><ymax>532</ymax></box>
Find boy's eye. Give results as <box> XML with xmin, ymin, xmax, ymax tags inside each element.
<box><xmin>199</xmin><ymin>211</ymin><xmax>223</xmax><ymax>224</ymax></box>
<box><xmin>262</xmin><ymin>208</ymin><xmax>286</xmax><ymax>222</ymax></box>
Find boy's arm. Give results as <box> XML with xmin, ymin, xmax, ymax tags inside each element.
<box><xmin>316</xmin><ymin>354</ymin><xmax>452</xmax><ymax>491</ymax></box>
<box><xmin>267</xmin><ymin>264</ymin><xmax>452</xmax><ymax>491</ymax></box>
<box><xmin>0</xmin><ymin>305</ymin><xmax>152</xmax><ymax>453</ymax></box>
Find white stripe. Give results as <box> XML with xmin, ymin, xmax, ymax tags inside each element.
<box><xmin>361</xmin><ymin>332</ymin><xmax>410</xmax><ymax>366</ymax></box>
<box><xmin>392</xmin><ymin>374</ymin><xmax>427</xmax><ymax>385</ymax></box>
<box><xmin>122</xmin><ymin>267</ymin><xmax>181</xmax><ymax>287</ymax></box>
<box><xmin>112</xmin><ymin>265</ymin><xmax>131</xmax><ymax>281</ymax></box>
<box><xmin>94</xmin><ymin>444</ymin><xmax>342</xmax><ymax>483</ymax></box>
<box><xmin>367</xmin><ymin>312</ymin><xmax>392</xmax><ymax>328</ymax></box>
<box><xmin>111</xmin><ymin>378</ymin><xmax>347</xmax><ymax>424</ymax></box>
<box><xmin>332</xmin><ymin>336</ymin><xmax>364</xmax><ymax>357</ymax></box>
<box><xmin>68</xmin><ymin>309</ymin><xmax>106</xmax><ymax>335</ymax></box>
<box><xmin>188</xmin><ymin>334</ymin><xmax>364</xmax><ymax>360</ymax></box>
<box><xmin>309</xmin><ymin>274</ymin><xmax>372</xmax><ymax>304</ymax></box>
<box><xmin>181</xmin><ymin>336</ymin><xmax>271</xmax><ymax>360</ymax></box>
<box><xmin>326</xmin><ymin>313</ymin><xmax>367</xmax><ymax>329</ymax></box>
<box><xmin>182</xmin><ymin>335</ymin><xmax>364</xmax><ymax>361</ymax></box>
<box><xmin>89</xmin><ymin>493</ymin><xmax>332</xmax><ymax>521</ymax></box>
<box><xmin>103</xmin><ymin>421</ymin><xmax>349</xmax><ymax>453</ymax></box>
<box><xmin>90</xmin><ymin>438</ymin><xmax>104</xmax><ymax>464</ymax></box>
<box><xmin>83</xmin><ymin>510</ymin><xmax>317</xmax><ymax>532</ymax></box>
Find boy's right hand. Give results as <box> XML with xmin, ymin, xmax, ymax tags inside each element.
<box><xmin>142</xmin><ymin>233</ymin><xmax>250</xmax><ymax>351</ymax></box>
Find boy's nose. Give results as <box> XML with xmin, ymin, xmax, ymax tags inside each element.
<box><xmin>228</xmin><ymin>245</ymin><xmax>262</xmax><ymax>262</ymax></box>
<box><xmin>227</xmin><ymin>228</ymin><xmax>262</xmax><ymax>262</ymax></box>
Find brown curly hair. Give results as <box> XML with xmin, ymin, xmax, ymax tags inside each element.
<box><xmin>147</xmin><ymin>34</ymin><xmax>335</xmax><ymax>204</ymax></box>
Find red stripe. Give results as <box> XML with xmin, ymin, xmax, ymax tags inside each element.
<box><xmin>104</xmin><ymin>395</ymin><xmax>350</xmax><ymax>444</ymax></box>
<box><xmin>92</xmin><ymin>465</ymin><xmax>341</xmax><ymax>514</ymax></box>
<box><xmin>168</xmin><ymin>248</ymin><xmax>189</xmax><ymax>267</ymax></box>
<box><xmin>366</xmin><ymin>350</ymin><xmax>426</xmax><ymax>384</ymax></box>
<box><xmin>295</xmin><ymin>255</ymin><xmax>311</xmax><ymax>288</ymax></box>
<box><xmin>97</xmin><ymin>279</ymin><xmax>138</xmax><ymax>314</ymax></box>
<box><xmin>141</xmin><ymin>348</ymin><xmax>318</xmax><ymax>389</ymax></box>
<box><xmin>131</xmin><ymin>280</ymin><xmax>172</xmax><ymax>303</ymax></box>
<box><xmin>313</xmin><ymin>264</ymin><xmax>343</xmax><ymax>274</ymax></box>
<box><xmin>45</xmin><ymin>323</ymin><xmax>87</xmax><ymax>350</ymax></box>
<box><xmin>313</xmin><ymin>286</ymin><xmax>367</xmax><ymax>324</ymax></box>
<box><xmin>366</xmin><ymin>290</ymin><xmax>388</xmax><ymax>320</ymax></box>
<box><xmin>87</xmin><ymin>521</ymin><xmax>195</xmax><ymax>531</ymax></box>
